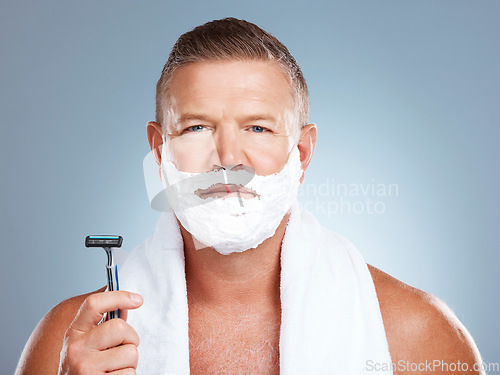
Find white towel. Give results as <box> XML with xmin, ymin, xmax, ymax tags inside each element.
<box><xmin>118</xmin><ymin>200</ymin><xmax>393</xmax><ymax>374</ymax></box>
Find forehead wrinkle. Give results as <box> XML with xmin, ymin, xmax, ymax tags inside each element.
<box><xmin>170</xmin><ymin>61</ymin><xmax>292</xmax><ymax>103</ymax></box>
<box><xmin>174</xmin><ymin>90</ymin><xmax>286</xmax><ymax>106</ymax></box>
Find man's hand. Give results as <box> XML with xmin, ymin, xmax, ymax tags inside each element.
<box><xmin>58</xmin><ymin>291</ymin><xmax>143</xmax><ymax>375</ymax></box>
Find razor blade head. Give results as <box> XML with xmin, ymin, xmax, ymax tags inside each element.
<box><xmin>85</xmin><ymin>235</ymin><xmax>123</xmax><ymax>248</ymax></box>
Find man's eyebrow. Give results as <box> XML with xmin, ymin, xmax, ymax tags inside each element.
<box><xmin>176</xmin><ymin>114</ymin><xmax>212</xmax><ymax>125</ymax></box>
<box><xmin>241</xmin><ymin>114</ymin><xmax>276</xmax><ymax>122</ymax></box>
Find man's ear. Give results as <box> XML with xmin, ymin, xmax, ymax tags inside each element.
<box><xmin>297</xmin><ymin>123</ymin><xmax>317</xmax><ymax>184</ymax></box>
<box><xmin>147</xmin><ymin>121</ymin><xmax>163</xmax><ymax>166</ymax></box>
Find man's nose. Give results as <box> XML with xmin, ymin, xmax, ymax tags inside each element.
<box><xmin>211</xmin><ymin>125</ymin><xmax>247</xmax><ymax>168</ymax></box>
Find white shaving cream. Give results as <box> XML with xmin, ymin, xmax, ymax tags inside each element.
<box><xmin>160</xmin><ymin>135</ymin><xmax>303</xmax><ymax>255</ymax></box>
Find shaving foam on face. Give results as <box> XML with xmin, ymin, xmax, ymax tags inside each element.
<box><xmin>160</xmin><ymin>134</ymin><xmax>303</xmax><ymax>255</ymax></box>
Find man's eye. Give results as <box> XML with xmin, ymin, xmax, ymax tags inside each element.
<box><xmin>185</xmin><ymin>125</ymin><xmax>206</xmax><ymax>133</ymax></box>
<box><xmin>251</xmin><ymin>126</ymin><xmax>267</xmax><ymax>133</ymax></box>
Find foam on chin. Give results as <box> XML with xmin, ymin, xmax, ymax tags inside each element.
<box><xmin>160</xmin><ymin>140</ymin><xmax>303</xmax><ymax>255</ymax></box>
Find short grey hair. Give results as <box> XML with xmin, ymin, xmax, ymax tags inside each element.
<box><xmin>155</xmin><ymin>17</ymin><xmax>309</xmax><ymax>137</ymax></box>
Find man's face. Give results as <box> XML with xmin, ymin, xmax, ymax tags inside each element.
<box><xmin>160</xmin><ymin>60</ymin><xmax>297</xmax><ymax>178</ymax></box>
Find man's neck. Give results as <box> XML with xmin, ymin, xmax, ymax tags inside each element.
<box><xmin>181</xmin><ymin>212</ymin><xmax>291</xmax><ymax>314</ymax></box>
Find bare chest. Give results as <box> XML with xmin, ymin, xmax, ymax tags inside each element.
<box><xmin>188</xmin><ymin>309</ymin><xmax>281</xmax><ymax>375</ymax></box>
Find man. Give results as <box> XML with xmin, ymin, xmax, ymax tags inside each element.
<box><xmin>17</xmin><ymin>18</ymin><xmax>483</xmax><ymax>375</ymax></box>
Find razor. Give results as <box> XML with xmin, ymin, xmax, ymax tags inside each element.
<box><xmin>85</xmin><ymin>235</ymin><xmax>123</xmax><ymax>320</ymax></box>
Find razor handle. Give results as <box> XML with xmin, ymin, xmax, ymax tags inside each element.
<box><xmin>105</xmin><ymin>257</ymin><xmax>120</xmax><ymax>320</ymax></box>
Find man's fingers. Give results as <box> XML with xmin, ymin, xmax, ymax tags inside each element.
<box><xmin>71</xmin><ymin>291</ymin><xmax>143</xmax><ymax>332</ymax></box>
<box><xmin>87</xmin><ymin>318</ymin><xmax>140</xmax><ymax>350</ymax></box>
<box><xmin>98</xmin><ymin>344</ymin><xmax>139</xmax><ymax>372</ymax></box>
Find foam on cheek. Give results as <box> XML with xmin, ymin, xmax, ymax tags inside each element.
<box><xmin>281</xmin><ymin>110</ymin><xmax>301</xmax><ymax>152</ymax></box>
<box><xmin>160</xmin><ymin>102</ymin><xmax>192</xmax><ymax>163</ymax></box>
<box><xmin>160</xmin><ymin>134</ymin><xmax>180</xmax><ymax>168</ymax></box>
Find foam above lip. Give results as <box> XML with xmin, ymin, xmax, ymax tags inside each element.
<box><xmin>195</xmin><ymin>183</ymin><xmax>258</xmax><ymax>199</ymax></box>
<box><xmin>163</xmin><ymin>164</ymin><xmax>256</xmax><ymax>192</ymax></box>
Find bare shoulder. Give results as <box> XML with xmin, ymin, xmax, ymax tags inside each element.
<box><xmin>15</xmin><ymin>287</ymin><xmax>106</xmax><ymax>375</ymax></box>
<box><xmin>367</xmin><ymin>264</ymin><xmax>484</xmax><ymax>374</ymax></box>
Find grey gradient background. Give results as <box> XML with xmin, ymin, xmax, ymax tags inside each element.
<box><xmin>1</xmin><ymin>0</ymin><xmax>499</xmax><ymax>373</ymax></box>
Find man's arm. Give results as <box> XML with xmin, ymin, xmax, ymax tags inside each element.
<box><xmin>15</xmin><ymin>287</ymin><xmax>105</xmax><ymax>375</ymax></box>
<box><xmin>369</xmin><ymin>265</ymin><xmax>484</xmax><ymax>375</ymax></box>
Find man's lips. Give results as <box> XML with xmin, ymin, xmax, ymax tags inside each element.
<box><xmin>195</xmin><ymin>183</ymin><xmax>257</xmax><ymax>199</ymax></box>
